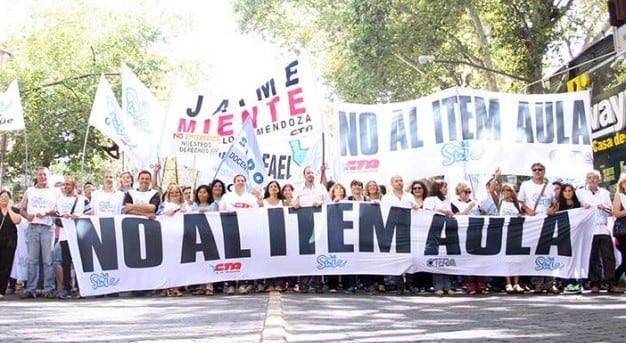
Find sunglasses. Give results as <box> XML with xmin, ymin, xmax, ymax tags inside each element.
<box><xmin>462</xmin><ymin>190</ymin><xmax>472</xmax><ymax>194</ymax></box>
<box><xmin>412</xmin><ymin>187</ymin><xmax>422</xmax><ymax>191</ymax></box>
<box><xmin>532</xmin><ymin>168</ymin><xmax>544</xmax><ymax>172</ymax></box>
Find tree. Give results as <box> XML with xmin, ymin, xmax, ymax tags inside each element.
<box><xmin>0</xmin><ymin>1</ymin><xmax>179</xmax><ymax>184</ymax></box>
<box><xmin>233</xmin><ymin>0</ymin><xmax>607</xmax><ymax>102</ymax></box>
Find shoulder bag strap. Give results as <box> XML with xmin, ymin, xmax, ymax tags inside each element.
<box><xmin>532</xmin><ymin>182</ymin><xmax>548</xmax><ymax>212</ymax></box>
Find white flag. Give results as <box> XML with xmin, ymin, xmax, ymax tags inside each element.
<box><xmin>222</xmin><ymin>118</ymin><xmax>268</xmax><ymax>188</ymax></box>
<box><xmin>121</xmin><ymin>64</ymin><xmax>166</xmax><ymax>167</ymax></box>
<box><xmin>0</xmin><ymin>80</ymin><xmax>25</xmax><ymax>131</ymax></box>
<box><xmin>89</xmin><ymin>75</ymin><xmax>151</xmax><ymax>169</ymax></box>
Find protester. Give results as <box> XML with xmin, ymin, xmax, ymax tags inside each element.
<box><xmin>577</xmin><ymin>170</ymin><xmax>623</xmax><ymax>294</ymax></box>
<box><xmin>54</xmin><ymin>176</ymin><xmax>86</xmax><ymax>300</ymax></box>
<box><xmin>0</xmin><ymin>190</ymin><xmax>21</xmax><ymax>299</ymax></box>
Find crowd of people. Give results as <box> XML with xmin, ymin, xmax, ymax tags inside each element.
<box><xmin>0</xmin><ymin>161</ymin><xmax>625</xmax><ymax>300</ymax></box>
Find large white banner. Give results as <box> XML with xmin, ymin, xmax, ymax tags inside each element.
<box><xmin>334</xmin><ymin>87</ymin><xmax>593</xmax><ymax>183</ymax></box>
<box><xmin>162</xmin><ymin>58</ymin><xmax>328</xmax><ymax>188</ymax></box>
<box><xmin>63</xmin><ymin>205</ymin><xmax>594</xmax><ymax>296</ymax></box>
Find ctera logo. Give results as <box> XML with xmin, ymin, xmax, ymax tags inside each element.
<box><xmin>89</xmin><ymin>272</ymin><xmax>120</xmax><ymax>290</ymax></box>
<box><xmin>427</xmin><ymin>258</ymin><xmax>457</xmax><ymax>268</ymax></box>
<box><xmin>210</xmin><ymin>262</ymin><xmax>243</xmax><ymax>273</ymax></box>
<box><xmin>316</xmin><ymin>254</ymin><xmax>347</xmax><ymax>270</ymax></box>
<box><xmin>440</xmin><ymin>141</ymin><xmax>484</xmax><ymax>166</ymax></box>
<box><xmin>534</xmin><ymin>256</ymin><xmax>564</xmax><ymax>271</ymax></box>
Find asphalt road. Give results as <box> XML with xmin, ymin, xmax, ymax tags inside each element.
<box><xmin>1</xmin><ymin>290</ymin><xmax>625</xmax><ymax>342</ymax></box>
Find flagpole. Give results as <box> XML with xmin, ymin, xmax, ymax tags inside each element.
<box><xmin>79</xmin><ymin>125</ymin><xmax>91</xmax><ymax>183</ymax></box>
<box><xmin>23</xmin><ymin>128</ymin><xmax>29</xmax><ymax>187</ymax></box>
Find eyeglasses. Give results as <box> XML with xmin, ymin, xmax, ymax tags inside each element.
<box><xmin>532</xmin><ymin>168</ymin><xmax>544</xmax><ymax>172</ymax></box>
<box><xmin>412</xmin><ymin>187</ymin><xmax>422</xmax><ymax>191</ymax></box>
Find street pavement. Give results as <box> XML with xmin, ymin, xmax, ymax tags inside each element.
<box><xmin>1</xmin><ymin>290</ymin><xmax>626</xmax><ymax>342</ymax></box>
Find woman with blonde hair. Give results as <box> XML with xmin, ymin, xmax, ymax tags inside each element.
<box><xmin>365</xmin><ymin>180</ymin><xmax>382</xmax><ymax>202</ymax></box>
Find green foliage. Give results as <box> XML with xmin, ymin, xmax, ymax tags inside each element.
<box><xmin>234</xmin><ymin>0</ymin><xmax>602</xmax><ymax>102</ymax></box>
<box><xmin>0</xmin><ymin>2</ymin><xmax>174</xmax><ymax>185</ymax></box>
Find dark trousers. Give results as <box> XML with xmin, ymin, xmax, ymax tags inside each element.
<box><xmin>589</xmin><ymin>235</ymin><xmax>616</xmax><ymax>286</ymax></box>
<box><xmin>0</xmin><ymin>235</ymin><xmax>17</xmax><ymax>295</ymax></box>
<box><xmin>60</xmin><ymin>241</ymin><xmax>74</xmax><ymax>292</ymax></box>
<box><xmin>615</xmin><ymin>238</ymin><xmax>626</xmax><ymax>283</ymax></box>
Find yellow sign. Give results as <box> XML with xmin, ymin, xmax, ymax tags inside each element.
<box><xmin>566</xmin><ymin>74</ymin><xmax>590</xmax><ymax>92</ymax></box>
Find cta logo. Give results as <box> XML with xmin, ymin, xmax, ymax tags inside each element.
<box><xmin>316</xmin><ymin>254</ymin><xmax>347</xmax><ymax>270</ymax></box>
<box><xmin>427</xmin><ymin>258</ymin><xmax>457</xmax><ymax>268</ymax></box>
<box><xmin>89</xmin><ymin>272</ymin><xmax>120</xmax><ymax>290</ymax></box>
<box><xmin>210</xmin><ymin>262</ymin><xmax>243</xmax><ymax>273</ymax></box>
<box><xmin>534</xmin><ymin>256</ymin><xmax>564</xmax><ymax>271</ymax></box>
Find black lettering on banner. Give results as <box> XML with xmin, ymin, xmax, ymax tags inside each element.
<box><xmin>474</xmin><ymin>97</ymin><xmax>501</xmax><ymax>140</ymax></box>
<box><xmin>288</xmin><ymin>206</ymin><xmax>322</xmax><ymax>254</ymax></box>
<box><xmin>505</xmin><ymin>217</ymin><xmax>530</xmax><ymax>255</ymax></box>
<box><xmin>516</xmin><ymin>102</ymin><xmax>534</xmax><ymax>143</ymax></box>
<box><xmin>424</xmin><ymin>215</ymin><xmax>461</xmax><ymax>255</ymax></box>
<box><xmin>572</xmin><ymin>100</ymin><xmax>591</xmax><ymax>144</ymax></box>
<box><xmin>180</xmin><ymin>214</ymin><xmax>220</xmax><ymax>263</ymax></box>
<box><xmin>121</xmin><ymin>218</ymin><xmax>163</xmax><ymax>268</ymax></box>
<box><xmin>268</xmin><ymin>208</ymin><xmax>287</xmax><ymax>256</ymax></box>
<box><xmin>285</xmin><ymin>60</ymin><xmax>299</xmax><ymax>87</ymax></box>
<box><xmin>358</xmin><ymin>203</ymin><xmax>411</xmax><ymax>253</ymax></box>
<box><xmin>459</xmin><ymin>96</ymin><xmax>475</xmax><ymax>140</ymax></box>
<box><xmin>536</xmin><ymin>211</ymin><xmax>572</xmax><ymax>256</ymax></box>
<box><xmin>326</xmin><ymin>203</ymin><xmax>354</xmax><ymax>253</ymax></box>
<box><xmin>220</xmin><ymin>213</ymin><xmax>251</xmax><ymax>258</ymax></box>
<box><xmin>466</xmin><ymin>217</ymin><xmax>504</xmax><ymax>255</ymax></box>
<box><xmin>75</xmin><ymin>218</ymin><xmax>118</xmax><ymax>272</ymax></box>
<box><xmin>535</xmin><ymin>102</ymin><xmax>554</xmax><ymax>143</ymax></box>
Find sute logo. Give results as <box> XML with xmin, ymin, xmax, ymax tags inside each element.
<box><xmin>210</xmin><ymin>262</ymin><xmax>243</xmax><ymax>273</ymax></box>
<box><xmin>345</xmin><ymin>159</ymin><xmax>380</xmax><ymax>172</ymax></box>
<box><xmin>534</xmin><ymin>256</ymin><xmax>564</xmax><ymax>271</ymax></box>
<box><xmin>426</xmin><ymin>258</ymin><xmax>457</xmax><ymax>268</ymax></box>
<box><xmin>89</xmin><ymin>272</ymin><xmax>120</xmax><ymax>290</ymax></box>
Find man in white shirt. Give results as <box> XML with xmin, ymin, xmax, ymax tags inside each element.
<box><xmin>293</xmin><ymin>166</ymin><xmax>331</xmax><ymax>208</ymax></box>
<box><xmin>123</xmin><ymin>170</ymin><xmax>161</xmax><ymax>220</ymax></box>
<box><xmin>219</xmin><ymin>174</ymin><xmax>259</xmax><ymax>211</ymax></box>
<box><xmin>292</xmin><ymin>166</ymin><xmax>330</xmax><ymax>293</ymax></box>
<box><xmin>91</xmin><ymin>170</ymin><xmax>125</xmax><ymax>216</ymax></box>
<box><xmin>219</xmin><ymin>174</ymin><xmax>258</xmax><ymax>295</ymax></box>
<box><xmin>381</xmin><ymin>175</ymin><xmax>418</xmax><ymax>209</ymax></box>
<box><xmin>576</xmin><ymin>170</ymin><xmax>622</xmax><ymax>293</ymax></box>
<box><xmin>19</xmin><ymin>167</ymin><xmax>61</xmax><ymax>298</ymax></box>
<box><xmin>517</xmin><ymin>162</ymin><xmax>557</xmax><ymax>294</ymax></box>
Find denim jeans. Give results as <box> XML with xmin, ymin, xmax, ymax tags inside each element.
<box><xmin>26</xmin><ymin>223</ymin><xmax>55</xmax><ymax>294</ymax></box>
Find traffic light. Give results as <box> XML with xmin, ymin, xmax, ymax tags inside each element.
<box><xmin>608</xmin><ymin>0</ymin><xmax>626</xmax><ymax>27</ymax></box>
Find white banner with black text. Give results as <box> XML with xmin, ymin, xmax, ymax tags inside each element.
<box><xmin>62</xmin><ymin>204</ymin><xmax>595</xmax><ymax>296</ymax></box>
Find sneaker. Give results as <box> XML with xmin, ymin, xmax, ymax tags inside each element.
<box><xmin>0</xmin><ymin>294</ymin><xmax>4</xmax><ymax>300</ymax></box>
<box><xmin>378</xmin><ymin>284</ymin><xmax>386</xmax><ymax>293</ymax></box>
<box><xmin>226</xmin><ymin>286</ymin><xmax>235</xmax><ymax>295</ymax></box>
<box><xmin>256</xmin><ymin>284</ymin><xmax>265</xmax><ymax>293</ymax></box>
<box><xmin>513</xmin><ymin>284</ymin><xmax>524</xmax><ymax>293</ymax></box>
<box><xmin>329</xmin><ymin>288</ymin><xmax>337</xmax><ymax>293</ymax></box>
<box><xmin>447</xmin><ymin>289</ymin><xmax>455</xmax><ymax>295</ymax></box>
<box><xmin>434</xmin><ymin>289</ymin><xmax>444</xmax><ymax>297</ymax></box>
<box><xmin>609</xmin><ymin>286</ymin><xmax>625</xmax><ymax>294</ymax></box>
<box><xmin>505</xmin><ymin>284</ymin><xmax>514</xmax><ymax>293</ymax></box>
<box><xmin>344</xmin><ymin>287</ymin><xmax>356</xmax><ymax>294</ymax></box>
<box><xmin>58</xmin><ymin>290</ymin><xmax>72</xmax><ymax>300</ymax></box>
<box><xmin>20</xmin><ymin>292</ymin><xmax>36</xmax><ymax>299</ymax></box>
<box><xmin>591</xmin><ymin>286</ymin><xmax>601</xmax><ymax>293</ymax></box>
<box><xmin>549</xmin><ymin>285</ymin><xmax>560</xmax><ymax>294</ymax></box>
<box><xmin>238</xmin><ymin>285</ymin><xmax>249</xmax><ymax>295</ymax></box>
<box><xmin>44</xmin><ymin>292</ymin><xmax>57</xmax><ymax>299</ymax></box>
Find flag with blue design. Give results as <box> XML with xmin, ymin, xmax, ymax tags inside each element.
<box><xmin>222</xmin><ymin>118</ymin><xmax>268</xmax><ymax>188</ymax></box>
<box><xmin>0</xmin><ymin>80</ymin><xmax>25</xmax><ymax>131</ymax></box>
